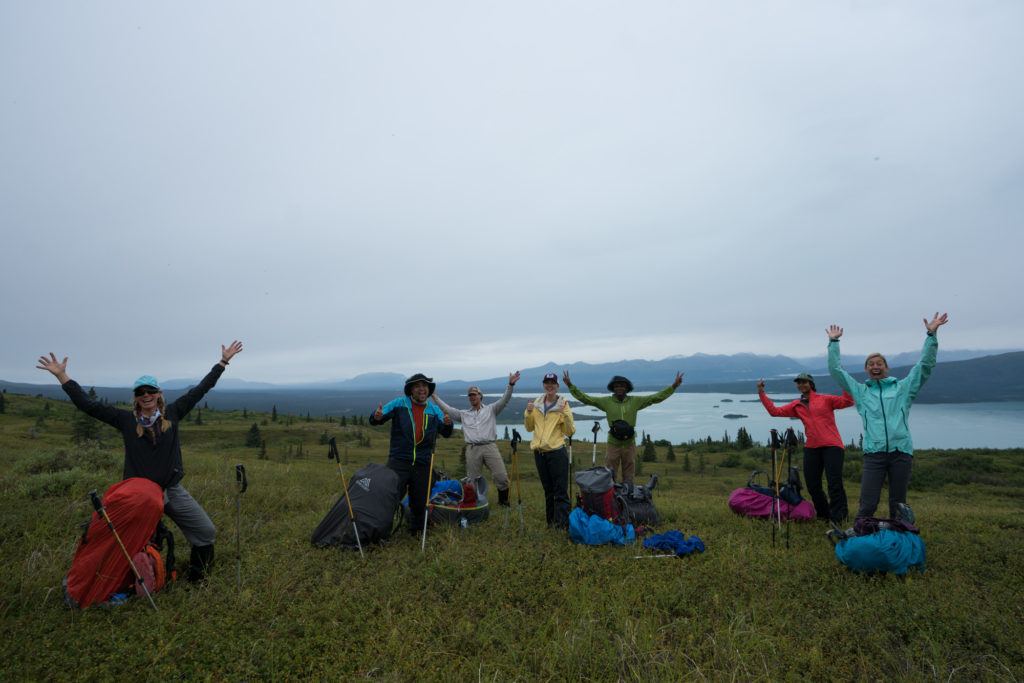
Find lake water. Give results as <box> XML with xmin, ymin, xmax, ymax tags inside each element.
<box><xmin>499</xmin><ymin>392</ymin><xmax>1024</xmax><ymax>449</ymax></box>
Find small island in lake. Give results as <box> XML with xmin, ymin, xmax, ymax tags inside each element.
<box><xmin>723</xmin><ymin>413</ymin><xmax>748</xmax><ymax>419</ymax></box>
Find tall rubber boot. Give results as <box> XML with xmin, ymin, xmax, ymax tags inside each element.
<box><xmin>187</xmin><ymin>544</ymin><xmax>215</xmax><ymax>583</ymax></box>
<box><xmin>498</xmin><ymin>487</ymin><xmax>510</xmax><ymax>507</ymax></box>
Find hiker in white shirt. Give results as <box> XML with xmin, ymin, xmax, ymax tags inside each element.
<box><xmin>433</xmin><ymin>371</ymin><xmax>521</xmax><ymax>507</ymax></box>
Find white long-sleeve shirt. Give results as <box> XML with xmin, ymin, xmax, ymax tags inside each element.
<box><xmin>432</xmin><ymin>384</ymin><xmax>514</xmax><ymax>444</ymax></box>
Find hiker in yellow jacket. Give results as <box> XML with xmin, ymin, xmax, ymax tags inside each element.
<box><xmin>524</xmin><ymin>372</ymin><xmax>576</xmax><ymax>528</ymax></box>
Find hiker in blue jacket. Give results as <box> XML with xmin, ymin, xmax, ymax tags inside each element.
<box><xmin>827</xmin><ymin>313</ymin><xmax>948</xmax><ymax>521</ymax></box>
<box><xmin>370</xmin><ymin>373</ymin><xmax>454</xmax><ymax>534</ymax></box>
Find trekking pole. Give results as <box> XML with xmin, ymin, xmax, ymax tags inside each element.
<box><xmin>89</xmin><ymin>490</ymin><xmax>158</xmax><ymax>612</ymax></box>
<box><xmin>633</xmin><ymin>554</ymin><xmax>676</xmax><ymax>559</ymax></box>
<box><xmin>329</xmin><ymin>438</ymin><xmax>363</xmax><ymax>558</ymax></box>
<box><xmin>511</xmin><ymin>432</ymin><xmax>524</xmax><ymax>529</ymax></box>
<box><xmin>567</xmin><ymin>435</ymin><xmax>574</xmax><ymax>513</ymax></box>
<box><xmin>769</xmin><ymin>429</ymin><xmax>781</xmax><ymax>547</ymax></box>
<box><xmin>421</xmin><ymin>451</ymin><xmax>436</xmax><ymax>553</ymax></box>
<box><xmin>784</xmin><ymin>428</ymin><xmax>799</xmax><ymax>550</ymax></box>
<box><xmin>235</xmin><ymin>464</ymin><xmax>248</xmax><ymax>590</ymax></box>
<box><xmin>591</xmin><ymin>421</ymin><xmax>601</xmax><ymax>466</ymax></box>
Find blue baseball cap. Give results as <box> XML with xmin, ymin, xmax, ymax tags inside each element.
<box><xmin>133</xmin><ymin>375</ymin><xmax>161</xmax><ymax>391</ymax></box>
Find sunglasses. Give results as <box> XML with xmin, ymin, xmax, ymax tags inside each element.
<box><xmin>134</xmin><ymin>387</ymin><xmax>160</xmax><ymax>397</ymax></box>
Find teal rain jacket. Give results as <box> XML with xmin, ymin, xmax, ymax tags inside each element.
<box><xmin>828</xmin><ymin>334</ymin><xmax>938</xmax><ymax>456</ymax></box>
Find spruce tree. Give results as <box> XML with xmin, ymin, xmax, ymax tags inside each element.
<box><xmin>683</xmin><ymin>451</ymin><xmax>691</xmax><ymax>472</ymax></box>
<box><xmin>0</xmin><ymin>391</ymin><xmax>6</xmax><ymax>413</ymax></box>
<box><xmin>340</xmin><ymin>415</ymin><xmax>347</xmax><ymax>427</ymax></box>
<box><xmin>245</xmin><ymin>423</ymin><xmax>261</xmax><ymax>447</ymax></box>
<box><xmin>736</xmin><ymin>426</ymin><xmax>753</xmax><ymax>449</ymax></box>
<box><xmin>642</xmin><ymin>438</ymin><xmax>657</xmax><ymax>462</ymax></box>
<box><xmin>195</xmin><ymin>409</ymin><xmax>203</xmax><ymax>426</ymax></box>
<box><xmin>666</xmin><ymin>443</ymin><xmax>676</xmax><ymax>462</ymax></box>
<box><xmin>272</xmin><ymin>405</ymin><xmax>278</xmax><ymax>422</ymax></box>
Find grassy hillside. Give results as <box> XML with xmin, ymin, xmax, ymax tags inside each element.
<box><xmin>1</xmin><ymin>393</ymin><xmax>1022</xmax><ymax>681</ymax></box>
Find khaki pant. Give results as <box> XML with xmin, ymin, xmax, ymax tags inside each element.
<box><xmin>466</xmin><ymin>442</ymin><xmax>510</xmax><ymax>491</ymax></box>
<box><xmin>606</xmin><ymin>442</ymin><xmax>637</xmax><ymax>484</ymax></box>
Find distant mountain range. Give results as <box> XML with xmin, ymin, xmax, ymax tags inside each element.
<box><xmin>4</xmin><ymin>350</ymin><xmax>1021</xmax><ymax>415</ymax></box>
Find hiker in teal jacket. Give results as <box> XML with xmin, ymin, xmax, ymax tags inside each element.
<box><xmin>562</xmin><ymin>371</ymin><xmax>683</xmax><ymax>483</ymax></box>
<box><xmin>827</xmin><ymin>313</ymin><xmax>949</xmax><ymax>520</ymax></box>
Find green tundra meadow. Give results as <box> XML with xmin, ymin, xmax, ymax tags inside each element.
<box><xmin>1</xmin><ymin>392</ymin><xmax>1022</xmax><ymax>681</ymax></box>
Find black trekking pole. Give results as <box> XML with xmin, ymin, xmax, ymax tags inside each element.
<box><xmin>328</xmin><ymin>437</ymin><xmax>363</xmax><ymax>558</ymax></box>
<box><xmin>784</xmin><ymin>428</ymin><xmax>799</xmax><ymax>550</ymax></box>
<box><xmin>511</xmin><ymin>430</ymin><xmax>524</xmax><ymax>529</ymax></box>
<box><xmin>89</xmin><ymin>490</ymin><xmax>158</xmax><ymax>611</ymax></box>
<box><xmin>591</xmin><ymin>421</ymin><xmax>601</xmax><ymax>466</ymax></box>
<box><xmin>235</xmin><ymin>464</ymin><xmax>248</xmax><ymax>590</ymax></box>
<box><xmin>769</xmin><ymin>429</ymin><xmax>781</xmax><ymax>547</ymax></box>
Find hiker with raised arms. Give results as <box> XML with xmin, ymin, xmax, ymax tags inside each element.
<box><xmin>36</xmin><ymin>341</ymin><xmax>244</xmax><ymax>582</ymax></box>
<box><xmin>757</xmin><ymin>374</ymin><xmax>854</xmax><ymax>524</ymax></box>
<box><xmin>827</xmin><ymin>313</ymin><xmax>949</xmax><ymax>521</ymax></box>
<box><xmin>562</xmin><ymin>370</ymin><xmax>683</xmax><ymax>484</ymax></box>
<box><xmin>432</xmin><ymin>371</ymin><xmax>521</xmax><ymax>508</ymax></box>
<box><xmin>524</xmin><ymin>373</ymin><xmax>575</xmax><ymax>529</ymax></box>
<box><xmin>370</xmin><ymin>374</ymin><xmax>454</xmax><ymax>535</ymax></box>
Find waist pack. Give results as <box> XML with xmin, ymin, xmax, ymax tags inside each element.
<box><xmin>609</xmin><ymin>420</ymin><xmax>635</xmax><ymax>441</ymax></box>
<box><xmin>574</xmin><ymin>467</ymin><xmax>623</xmax><ymax>522</ymax></box>
<box><xmin>615</xmin><ymin>475</ymin><xmax>660</xmax><ymax>527</ymax></box>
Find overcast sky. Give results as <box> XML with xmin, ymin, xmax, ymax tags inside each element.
<box><xmin>2</xmin><ymin>1</ymin><xmax>1021</xmax><ymax>386</ymax></box>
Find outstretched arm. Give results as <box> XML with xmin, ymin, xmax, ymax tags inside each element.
<box><xmin>826</xmin><ymin>325</ymin><xmax>861</xmax><ymax>397</ymax></box>
<box><xmin>757</xmin><ymin>379</ymin><xmax>797</xmax><ymax>417</ymax></box>
<box><xmin>491</xmin><ymin>371</ymin><xmax>519</xmax><ymax>416</ymax></box>
<box><xmin>169</xmin><ymin>341</ymin><xmax>243</xmax><ymax>420</ymax></box>
<box><xmin>637</xmin><ymin>372</ymin><xmax>684</xmax><ymax>409</ymax></box>
<box><xmin>563</xmin><ymin>371</ymin><xmax>601</xmax><ymax>408</ymax></box>
<box><xmin>39</xmin><ymin>353</ymin><xmax>121</xmax><ymax>427</ymax></box>
<box><xmin>432</xmin><ymin>394</ymin><xmax>462</xmax><ymax>422</ymax></box>
<box><xmin>904</xmin><ymin>313</ymin><xmax>946</xmax><ymax>400</ymax></box>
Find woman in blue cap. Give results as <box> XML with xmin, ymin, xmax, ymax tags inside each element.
<box><xmin>37</xmin><ymin>341</ymin><xmax>243</xmax><ymax>581</ymax></box>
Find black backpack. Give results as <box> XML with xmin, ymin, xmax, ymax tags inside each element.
<box><xmin>311</xmin><ymin>463</ymin><xmax>402</xmax><ymax>549</ymax></box>
<box><xmin>615</xmin><ymin>474</ymin><xmax>660</xmax><ymax>527</ymax></box>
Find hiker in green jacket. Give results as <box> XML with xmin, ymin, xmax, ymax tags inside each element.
<box><xmin>562</xmin><ymin>371</ymin><xmax>683</xmax><ymax>483</ymax></box>
<box><xmin>827</xmin><ymin>313</ymin><xmax>948</xmax><ymax>520</ymax></box>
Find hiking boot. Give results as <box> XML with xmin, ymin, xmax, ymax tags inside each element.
<box><xmin>498</xmin><ymin>488</ymin><xmax>510</xmax><ymax>507</ymax></box>
<box><xmin>186</xmin><ymin>544</ymin><xmax>215</xmax><ymax>583</ymax></box>
<box><xmin>895</xmin><ymin>503</ymin><xmax>916</xmax><ymax>525</ymax></box>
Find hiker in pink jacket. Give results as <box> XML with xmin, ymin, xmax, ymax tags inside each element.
<box><xmin>758</xmin><ymin>373</ymin><xmax>854</xmax><ymax>523</ymax></box>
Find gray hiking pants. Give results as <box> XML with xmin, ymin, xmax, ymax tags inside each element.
<box><xmin>856</xmin><ymin>451</ymin><xmax>913</xmax><ymax>520</ymax></box>
<box><xmin>466</xmin><ymin>442</ymin><xmax>509</xmax><ymax>491</ymax></box>
<box><xmin>164</xmin><ymin>484</ymin><xmax>216</xmax><ymax>547</ymax></box>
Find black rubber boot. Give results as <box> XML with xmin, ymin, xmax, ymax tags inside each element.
<box><xmin>498</xmin><ymin>488</ymin><xmax>510</xmax><ymax>507</ymax></box>
<box><xmin>187</xmin><ymin>544</ymin><xmax>215</xmax><ymax>583</ymax></box>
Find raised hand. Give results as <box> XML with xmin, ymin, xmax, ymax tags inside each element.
<box><xmin>443</xmin><ymin>412</ymin><xmax>452</xmax><ymax>426</ymax></box>
<box><xmin>757</xmin><ymin>379</ymin><xmax>766</xmax><ymax>392</ymax></box>
<box><xmin>562</xmin><ymin>370</ymin><xmax>572</xmax><ymax>386</ymax></box>
<box><xmin>373</xmin><ymin>403</ymin><xmax>383</xmax><ymax>420</ymax></box>
<box><xmin>826</xmin><ymin>325</ymin><xmax>843</xmax><ymax>341</ymax></box>
<box><xmin>221</xmin><ymin>340</ymin><xmax>243</xmax><ymax>363</ymax></box>
<box><xmin>672</xmin><ymin>371</ymin><xmax>684</xmax><ymax>389</ymax></box>
<box><xmin>508</xmin><ymin>371</ymin><xmax>521</xmax><ymax>386</ymax></box>
<box><xmin>924</xmin><ymin>312</ymin><xmax>949</xmax><ymax>334</ymax></box>
<box><xmin>36</xmin><ymin>352</ymin><xmax>69</xmax><ymax>381</ymax></box>
<box><xmin>525</xmin><ymin>401</ymin><xmax>535</xmax><ymax>414</ymax></box>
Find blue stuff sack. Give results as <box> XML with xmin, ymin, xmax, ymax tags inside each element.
<box><xmin>834</xmin><ymin>529</ymin><xmax>926</xmax><ymax>576</ymax></box>
<box><xmin>568</xmin><ymin>508</ymin><xmax>635</xmax><ymax>546</ymax></box>
<box><xmin>642</xmin><ymin>530</ymin><xmax>705</xmax><ymax>557</ymax></box>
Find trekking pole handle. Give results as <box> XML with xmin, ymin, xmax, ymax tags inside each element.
<box><xmin>769</xmin><ymin>428</ymin><xmax>781</xmax><ymax>449</ymax></box>
<box><xmin>328</xmin><ymin>436</ymin><xmax>339</xmax><ymax>461</ymax></box>
<box><xmin>89</xmin><ymin>490</ymin><xmax>102</xmax><ymax>512</ymax></box>
<box><xmin>236</xmin><ymin>464</ymin><xmax>248</xmax><ymax>493</ymax></box>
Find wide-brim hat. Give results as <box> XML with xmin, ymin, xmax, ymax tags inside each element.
<box><xmin>404</xmin><ymin>373</ymin><xmax>436</xmax><ymax>396</ymax></box>
<box><xmin>607</xmin><ymin>375</ymin><xmax>634</xmax><ymax>393</ymax></box>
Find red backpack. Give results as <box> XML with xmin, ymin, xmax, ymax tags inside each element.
<box><xmin>574</xmin><ymin>467</ymin><xmax>624</xmax><ymax>523</ymax></box>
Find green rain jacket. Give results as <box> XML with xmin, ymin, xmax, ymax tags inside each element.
<box><xmin>828</xmin><ymin>334</ymin><xmax>938</xmax><ymax>456</ymax></box>
<box><xmin>567</xmin><ymin>383</ymin><xmax>677</xmax><ymax>446</ymax></box>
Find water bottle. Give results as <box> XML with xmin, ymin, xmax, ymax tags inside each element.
<box><xmin>459</xmin><ymin>517</ymin><xmax>468</xmax><ymax>529</ymax></box>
